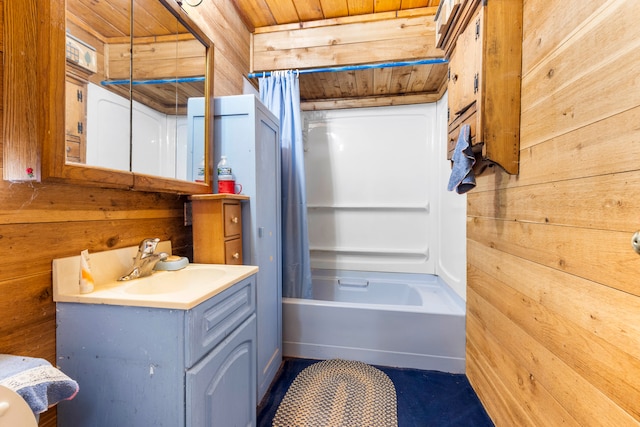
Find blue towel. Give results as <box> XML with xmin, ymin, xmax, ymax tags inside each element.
<box><xmin>0</xmin><ymin>354</ymin><xmax>79</xmax><ymax>414</ymax></box>
<box><xmin>447</xmin><ymin>124</ymin><xmax>476</xmax><ymax>194</ymax></box>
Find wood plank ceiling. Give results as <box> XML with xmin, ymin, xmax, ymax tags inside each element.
<box><xmin>232</xmin><ymin>0</ymin><xmax>442</xmax><ymax>28</ymax></box>
<box><xmin>231</xmin><ymin>0</ymin><xmax>446</xmax><ymax>108</ymax></box>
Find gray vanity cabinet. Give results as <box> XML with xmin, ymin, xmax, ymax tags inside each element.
<box><xmin>56</xmin><ymin>275</ymin><xmax>257</xmax><ymax>427</ymax></box>
<box><xmin>214</xmin><ymin>95</ymin><xmax>282</xmax><ymax>402</ymax></box>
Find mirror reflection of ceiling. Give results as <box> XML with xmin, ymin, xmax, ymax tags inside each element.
<box><xmin>67</xmin><ymin>0</ymin><xmax>205</xmax><ymax>115</ymax></box>
<box><xmin>67</xmin><ymin>0</ymin><xmax>186</xmax><ymax>39</ymax></box>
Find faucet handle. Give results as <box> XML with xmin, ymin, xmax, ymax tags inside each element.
<box><xmin>138</xmin><ymin>238</ymin><xmax>160</xmax><ymax>256</ymax></box>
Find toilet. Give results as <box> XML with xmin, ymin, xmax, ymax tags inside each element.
<box><xmin>0</xmin><ymin>385</ymin><xmax>38</xmax><ymax>427</ymax></box>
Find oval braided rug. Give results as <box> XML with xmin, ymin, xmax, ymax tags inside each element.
<box><xmin>272</xmin><ymin>359</ymin><xmax>398</xmax><ymax>427</ymax></box>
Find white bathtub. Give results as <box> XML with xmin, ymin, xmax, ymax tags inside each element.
<box><xmin>282</xmin><ymin>269</ymin><xmax>466</xmax><ymax>373</ymax></box>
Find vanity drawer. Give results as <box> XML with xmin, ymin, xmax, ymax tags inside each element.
<box><xmin>225</xmin><ymin>238</ymin><xmax>243</xmax><ymax>264</ymax></box>
<box><xmin>185</xmin><ymin>275</ymin><xmax>256</xmax><ymax>367</ymax></box>
<box><xmin>224</xmin><ymin>202</ymin><xmax>242</xmax><ymax>237</ymax></box>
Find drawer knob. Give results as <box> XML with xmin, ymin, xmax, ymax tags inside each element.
<box><xmin>231</xmin><ymin>216</ymin><xmax>239</xmax><ymax>224</ymax></box>
<box><xmin>232</xmin><ymin>252</ymin><xmax>240</xmax><ymax>259</ymax></box>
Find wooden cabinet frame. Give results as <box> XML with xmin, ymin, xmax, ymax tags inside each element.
<box><xmin>3</xmin><ymin>0</ymin><xmax>215</xmax><ymax>193</ymax></box>
<box><xmin>444</xmin><ymin>0</ymin><xmax>523</xmax><ymax>175</ymax></box>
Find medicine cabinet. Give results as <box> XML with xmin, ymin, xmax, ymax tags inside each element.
<box><xmin>3</xmin><ymin>0</ymin><xmax>214</xmax><ymax>194</ymax></box>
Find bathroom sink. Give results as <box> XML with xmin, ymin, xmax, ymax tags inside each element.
<box><xmin>52</xmin><ymin>243</ymin><xmax>258</xmax><ymax>309</ymax></box>
<box><xmin>54</xmin><ymin>263</ymin><xmax>257</xmax><ymax>309</ymax></box>
<box><xmin>123</xmin><ymin>266</ymin><xmax>227</xmax><ymax>295</ymax></box>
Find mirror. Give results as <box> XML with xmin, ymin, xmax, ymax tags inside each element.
<box><xmin>64</xmin><ymin>0</ymin><xmax>211</xmax><ymax>188</ymax></box>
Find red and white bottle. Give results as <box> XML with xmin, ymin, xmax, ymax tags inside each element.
<box><xmin>217</xmin><ymin>156</ymin><xmax>235</xmax><ymax>193</ymax></box>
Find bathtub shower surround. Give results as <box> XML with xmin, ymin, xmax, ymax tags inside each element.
<box><xmin>302</xmin><ymin>101</ymin><xmax>465</xmax><ymax>296</ymax></box>
<box><xmin>303</xmin><ymin>104</ymin><xmax>436</xmax><ymax>276</ymax></box>
<box><xmin>292</xmin><ymin>101</ymin><xmax>467</xmax><ymax>372</ymax></box>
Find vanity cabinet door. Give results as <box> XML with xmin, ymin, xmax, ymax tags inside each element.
<box><xmin>186</xmin><ymin>314</ymin><xmax>257</xmax><ymax>427</ymax></box>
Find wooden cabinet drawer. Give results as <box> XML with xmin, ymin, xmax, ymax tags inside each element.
<box><xmin>66</xmin><ymin>138</ymin><xmax>82</xmax><ymax>163</ymax></box>
<box><xmin>225</xmin><ymin>238</ymin><xmax>243</xmax><ymax>264</ymax></box>
<box><xmin>224</xmin><ymin>202</ymin><xmax>242</xmax><ymax>237</ymax></box>
<box><xmin>185</xmin><ymin>275</ymin><xmax>256</xmax><ymax>368</ymax></box>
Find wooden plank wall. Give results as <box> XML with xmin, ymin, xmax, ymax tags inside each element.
<box><xmin>251</xmin><ymin>8</ymin><xmax>441</xmax><ymax>72</ymax></box>
<box><xmin>0</xmin><ymin>1</ymin><xmax>249</xmax><ymax>425</ymax></box>
<box><xmin>181</xmin><ymin>0</ymin><xmax>252</xmax><ymax>97</ymax></box>
<box><xmin>466</xmin><ymin>0</ymin><xmax>640</xmax><ymax>424</ymax></box>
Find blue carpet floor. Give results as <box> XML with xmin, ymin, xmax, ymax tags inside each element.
<box><xmin>258</xmin><ymin>358</ymin><xmax>494</xmax><ymax>427</ymax></box>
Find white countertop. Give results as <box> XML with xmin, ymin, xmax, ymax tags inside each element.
<box><xmin>52</xmin><ymin>243</ymin><xmax>258</xmax><ymax>310</ymax></box>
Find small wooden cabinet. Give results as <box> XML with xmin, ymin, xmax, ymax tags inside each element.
<box><xmin>440</xmin><ymin>0</ymin><xmax>523</xmax><ymax>175</ymax></box>
<box><xmin>190</xmin><ymin>194</ymin><xmax>249</xmax><ymax>264</ymax></box>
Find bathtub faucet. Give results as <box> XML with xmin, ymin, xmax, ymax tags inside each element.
<box><xmin>118</xmin><ymin>238</ymin><xmax>168</xmax><ymax>281</ymax></box>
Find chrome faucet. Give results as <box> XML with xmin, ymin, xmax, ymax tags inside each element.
<box><xmin>118</xmin><ymin>238</ymin><xmax>168</xmax><ymax>281</ymax></box>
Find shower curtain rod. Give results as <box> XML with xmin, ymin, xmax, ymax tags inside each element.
<box><xmin>101</xmin><ymin>76</ymin><xmax>205</xmax><ymax>86</ymax></box>
<box><xmin>247</xmin><ymin>58</ymin><xmax>448</xmax><ymax>79</ymax></box>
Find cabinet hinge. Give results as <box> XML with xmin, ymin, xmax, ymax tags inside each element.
<box><xmin>473</xmin><ymin>73</ymin><xmax>479</xmax><ymax>94</ymax></box>
<box><xmin>475</xmin><ymin>18</ymin><xmax>481</xmax><ymax>40</ymax></box>
<box><xmin>447</xmin><ymin>107</ymin><xmax>450</xmax><ymax>122</ymax></box>
<box><xmin>77</xmin><ymin>89</ymin><xmax>83</xmax><ymax>103</ymax></box>
<box><xmin>77</xmin><ymin>122</ymin><xmax>84</xmax><ymax>135</ymax></box>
